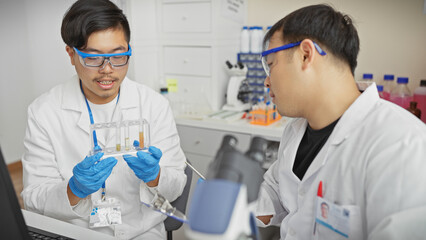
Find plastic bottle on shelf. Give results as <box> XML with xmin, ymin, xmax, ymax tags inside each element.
<box><xmin>389</xmin><ymin>77</ymin><xmax>413</xmax><ymax>109</ymax></box>
<box><xmin>356</xmin><ymin>73</ymin><xmax>374</xmax><ymax>92</ymax></box>
<box><xmin>363</xmin><ymin>73</ymin><xmax>373</xmax><ymax>80</ymax></box>
<box><xmin>240</xmin><ymin>26</ymin><xmax>250</xmax><ymax>53</ymax></box>
<box><xmin>406</xmin><ymin>101</ymin><xmax>421</xmax><ymax>119</ymax></box>
<box><xmin>382</xmin><ymin>74</ymin><xmax>394</xmax><ymax>100</ymax></box>
<box><xmin>263</xmin><ymin>26</ymin><xmax>272</xmax><ymax>41</ymax></box>
<box><xmin>377</xmin><ymin>85</ymin><xmax>384</xmax><ymax>99</ymax></box>
<box><xmin>258</xmin><ymin>26</ymin><xmax>264</xmax><ymax>53</ymax></box>
<box><xmin>250</xmin><ymin>26</ymin><xmax>261</xmax><ymax>53</ymax></box>
<box><xmin>413</xmin><ymin>79</ymin><xmax>426</xmax><ymax>122</ymax></box>
<box><xmin>249</xmin><ymin>26</ymin><xmax>255</xmax><ymax>53</ymax></box>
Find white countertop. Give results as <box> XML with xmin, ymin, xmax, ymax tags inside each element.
<box><xmin>175</xmin><ymin>115</ymin><xmax>291</xmax><ymax>142</ymax></box>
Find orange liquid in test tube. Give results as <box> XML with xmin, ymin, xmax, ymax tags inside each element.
<box><xmin>139</xmin><ymin>131</ymin><xmax>144</xmax><ymax>149</ymax></box>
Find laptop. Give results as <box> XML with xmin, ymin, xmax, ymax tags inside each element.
<box><xmin>0</xmin><ymin>147</ymin><xmax>74</xmax><ymax>240</ymax></box>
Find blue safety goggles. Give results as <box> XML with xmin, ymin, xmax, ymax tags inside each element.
<box><xmin>73</xmin><ymin>45</ymin><xmax>132</xmax><ymax>68</ymax></box>
<box><xmin>261</xmin><ymin>41</ymin><xmax>326</xmax><ymax>76</ymax></box>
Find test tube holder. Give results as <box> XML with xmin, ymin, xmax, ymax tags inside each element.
<box><xmin>89</xmin><ymin>119</ymin><xmax>150</xmax><ymax>159</ymax></box>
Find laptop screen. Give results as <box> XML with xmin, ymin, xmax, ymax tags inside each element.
<box><xmin>0</xmin><ymin>147</ymin><xmax>31</xmax><ymax>240</ymax></box>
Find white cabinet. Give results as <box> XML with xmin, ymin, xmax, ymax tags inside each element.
<box><xmin>164</xmin><ymin>46</ymin><xmax>211</xmax><ymax>76</ymax></box>
<box><xmin>158</xmin><ymin>0</ymin><xmax>247</xmax><ymax>112</ymax></box>
<box><xmin>178</xmin><ymin>125</ymin><xmax>251</xmax><ymax>163</ymax></box>
<box><xmin>128</xmin><ymin>0</ymin><xmax>247</xmax><ymax>112</ymax></box>
<box><xmin>162</xmin><ymin>2</ymin><xmax>211</xmax><ymax>33</ymax></box>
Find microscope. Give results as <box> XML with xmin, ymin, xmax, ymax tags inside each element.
<box><xmin>222</xmin><ymin>61</ymin><xmax>251</xmax><ymax>112</ymax></box>
<box><xmin>184</xmin><ymin>135</ymin><xmax>267</xmax><ymax>240</ymax></box>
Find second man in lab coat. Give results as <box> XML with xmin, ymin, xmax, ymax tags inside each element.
<box><xmin>256</xmin><ymin>4</ymin><xmax>426</xmax><ymax>240</ymax></box>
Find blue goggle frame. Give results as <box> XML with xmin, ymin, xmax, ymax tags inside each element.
<box><xmin>73</xmin><ymin>45</ymin><xmax>132</xmax><ymax>58</ymax></box>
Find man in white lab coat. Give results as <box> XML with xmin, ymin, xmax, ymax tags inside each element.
<box><xmin>21</xmin><ymin>0</ymin><xmax>186</xmax><ymax>239</ymax></box>
<box><xmin>256</xmin><ymin>4</ymin><xmax>426</xmax><ymax>240</ymax></box>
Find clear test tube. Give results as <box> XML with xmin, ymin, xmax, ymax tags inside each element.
<box><xmin>139</xmin><ymin>122</ymin><xmax>144</xmax><ymax>149</ymax></box>
<box><xmin>142</xmin><ymin>119</ymin><xmax>150</xmax><ymax>149</ymax></box>
<box><xmin>116</xmin><ymin>123</ymin><xmax>121</xmax><ymax>151</ymax></box>
<box><xmin>125</xmin><ymin>121</ymin><xmax>130</xmax><ymax>151</ymax></box>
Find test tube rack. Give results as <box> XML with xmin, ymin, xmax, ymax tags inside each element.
<box><xmin>250</xmin><ymin>107</ymin><xmax>281</xmax><ymax>126</ymax></box>
<box><xmin>89</xmin><ymin>119</ymin><xmax>150</xmax><ymax>159</ymax></box>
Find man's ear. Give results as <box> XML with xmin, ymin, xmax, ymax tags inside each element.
<box><xmin>299</xmin><ymin>39</ymin><xmax>316</xmax><ymax>71</ymax></box>
<box><xmin>65</xmin><ymin>45</ymin><xmax>76</xmax><ymax>66</ymax></box>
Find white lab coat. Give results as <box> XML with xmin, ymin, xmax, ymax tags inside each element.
<box><xmin>21</xmin><ymin>76</ymin><xmax>187</xmax><ymax>239</ymax></box>
<box><xmin>256</xmin><ymin>84</ymin><xmax>426</xmax><ymax>240</ymax></box>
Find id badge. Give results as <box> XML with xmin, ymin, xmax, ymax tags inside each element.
<box><xmin>90</xmin><ymin>198</ymin><xmax>122</xmax><ymax>228</ymax></box>
<box><xmin>314</xmin><ymin>196</ymin><xmax>350</xmax><ymax>238</ymax></box>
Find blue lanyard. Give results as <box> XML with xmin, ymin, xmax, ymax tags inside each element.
<box><xmin>79</xmin><ymin>81</ymin><xmax>120</xmax><ymax>149</ymax></box>
<box><xmin>79</xmin><ymin>81</ymin><xmax>120</xmax><ymax>200</ymax></box>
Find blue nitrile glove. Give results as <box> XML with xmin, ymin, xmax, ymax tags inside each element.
<box><xmin>69</xmin><ymin>152</ymin><xmax>118</xmax><ymax>198</ymax></box>
<box><xmin>123</xmin><ymin>145</ymin><xmax>161</xmax><ymax>183</ymax></box>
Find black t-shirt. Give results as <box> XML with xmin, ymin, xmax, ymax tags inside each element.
<box><xmin>293</xmin><ymin>118</ymin><xmax>340</xmax><ymax>180</ymax></box>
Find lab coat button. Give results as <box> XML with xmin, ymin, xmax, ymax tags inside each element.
<box><xmin>298</xmin><ymin>189</ymin><xmax>305</xmax><ymax>196</ymax></box>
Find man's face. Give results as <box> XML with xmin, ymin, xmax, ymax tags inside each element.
<box><xmin>66</xmin><ymin>28</ymin><xmax>129</xmax><ymax>104</ymax></box>
<box><xmin>321</xmin><ymin>204</ymin><xmax>329</xmax><ymax>219</ymax></box>
<box><xmin>263</xmin><ymin>31</ymin><xmax>305</xmax><ymax>117</ymax></box>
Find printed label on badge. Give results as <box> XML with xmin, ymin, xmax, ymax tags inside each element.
<box><xmin>90</xmin><ymin>198</ymin><xmax>122</xmax><ymax>228</ymax></box>
<box><xmin>315</xmin><ymin>196</ymin><xmax>350</xmax><ymax>238</ymax></box>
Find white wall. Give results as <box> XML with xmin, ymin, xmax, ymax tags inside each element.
<box><xmin>247</xmin><ymin>0</ymin><xmax>426</xmax><ymax>91</ymax></box>
<box><xmin>0</xmin><ymin>0</ymin><xmax>75</xmax><ymax>164</ymax></box>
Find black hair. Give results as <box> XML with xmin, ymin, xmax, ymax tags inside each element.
<box><xmin>264</xmin><ymin>4</ymin><xmax>359</xmax><ymax>75</ymax></box>
<box><xmin>61</xmin><ymin>0</ymin><xmax>130</xmax><ymax>49</ymax></box>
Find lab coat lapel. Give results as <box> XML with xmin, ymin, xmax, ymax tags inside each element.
<box><xmin>288</xmin><ymin>118</ymin><xmax>329</xmax><ymax>182</ymax></box>
<box><xmin>61</xmin><ymin>75</ymin><xmax>114</xmax><ymax>148</ymax></box>
<box><xmin>302</xmin><ymin>141</ymin><xmax>330</xmax><ymax>181</ymax></box>
<box><xmin>302</xmin><ymin>83</ymin><xmax>381</xmax><ymax>181</ymax></box>
<box><xmin>61</xmin><ymin>76</ymin><xmax>91</xmax><ymax>136</ymax></box>
<box><xmin>283</xmin><ymin>119</ymin><xmax>308</xmax><ymax>180</ymax></box>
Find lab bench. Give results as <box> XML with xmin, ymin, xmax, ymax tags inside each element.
<box><xmin>176</xmin><ymin>116</ymin><xmax>289</xmax><ymax>178</ymax></box>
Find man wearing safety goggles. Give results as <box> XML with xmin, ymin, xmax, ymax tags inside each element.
<box><xmin>255</xmin><ymin>4</ymin><xmax>426</xmax><ymax>240</ymax></box>
<box><xmin>21</xmin><ymin>0</ymin><xmax>186</xmax><ymax>239</ymax></box>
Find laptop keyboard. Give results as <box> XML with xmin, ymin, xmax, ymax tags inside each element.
<box><xmin>27</xmin><ymin>226</ymin><xmax>74</xmax><ymax>240</ymax></box>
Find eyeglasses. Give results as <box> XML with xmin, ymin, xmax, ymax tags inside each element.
<box><xmin>261</xmin><ymin>41</ymin><xmax>326</xmax><ymax>76</ymax></box>
<box><xmin>73</xmin><ymin>45</ymin><xmax>132</xmax><ymax>68</ymax></box>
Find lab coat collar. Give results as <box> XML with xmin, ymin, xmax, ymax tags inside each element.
<box><xmin>61</xmin><ymin>75</ymin><xmax>86</xmax><ymax>112</ymax></box>
<box><xmin>61</xmin><ymin>75</ymin><xmax>139</xmax><ymax>140</ymax></box>
<box><xmin>289</xmin><ymin>83</ymin><xmax>379</xmax><ymax>142</ymax></box>
<box><xmin>330</xmin><ymin>83</ymin><xmax>379</xmax><ymax>145</ymax></box>
<box><xmin>288</xmin><ymin>83</ymin><xmax>380</xmax><ymax>181</ymax></box>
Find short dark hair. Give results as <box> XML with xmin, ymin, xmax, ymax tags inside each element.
<box><xmin>61</xmin><ymin>0</ymin><xmax>131</xmax><ymax>49</ymax></box>
<box><xmin>264</xmin><ymin>4</ymin><xmax>359</xmax><ymax>75</ymax></box>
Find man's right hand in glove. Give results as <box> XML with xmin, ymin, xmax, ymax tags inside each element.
<box><xmin>67</xmin><ymin>152</ymin><xmax>117</xmax><ymax>205</ymax></box>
